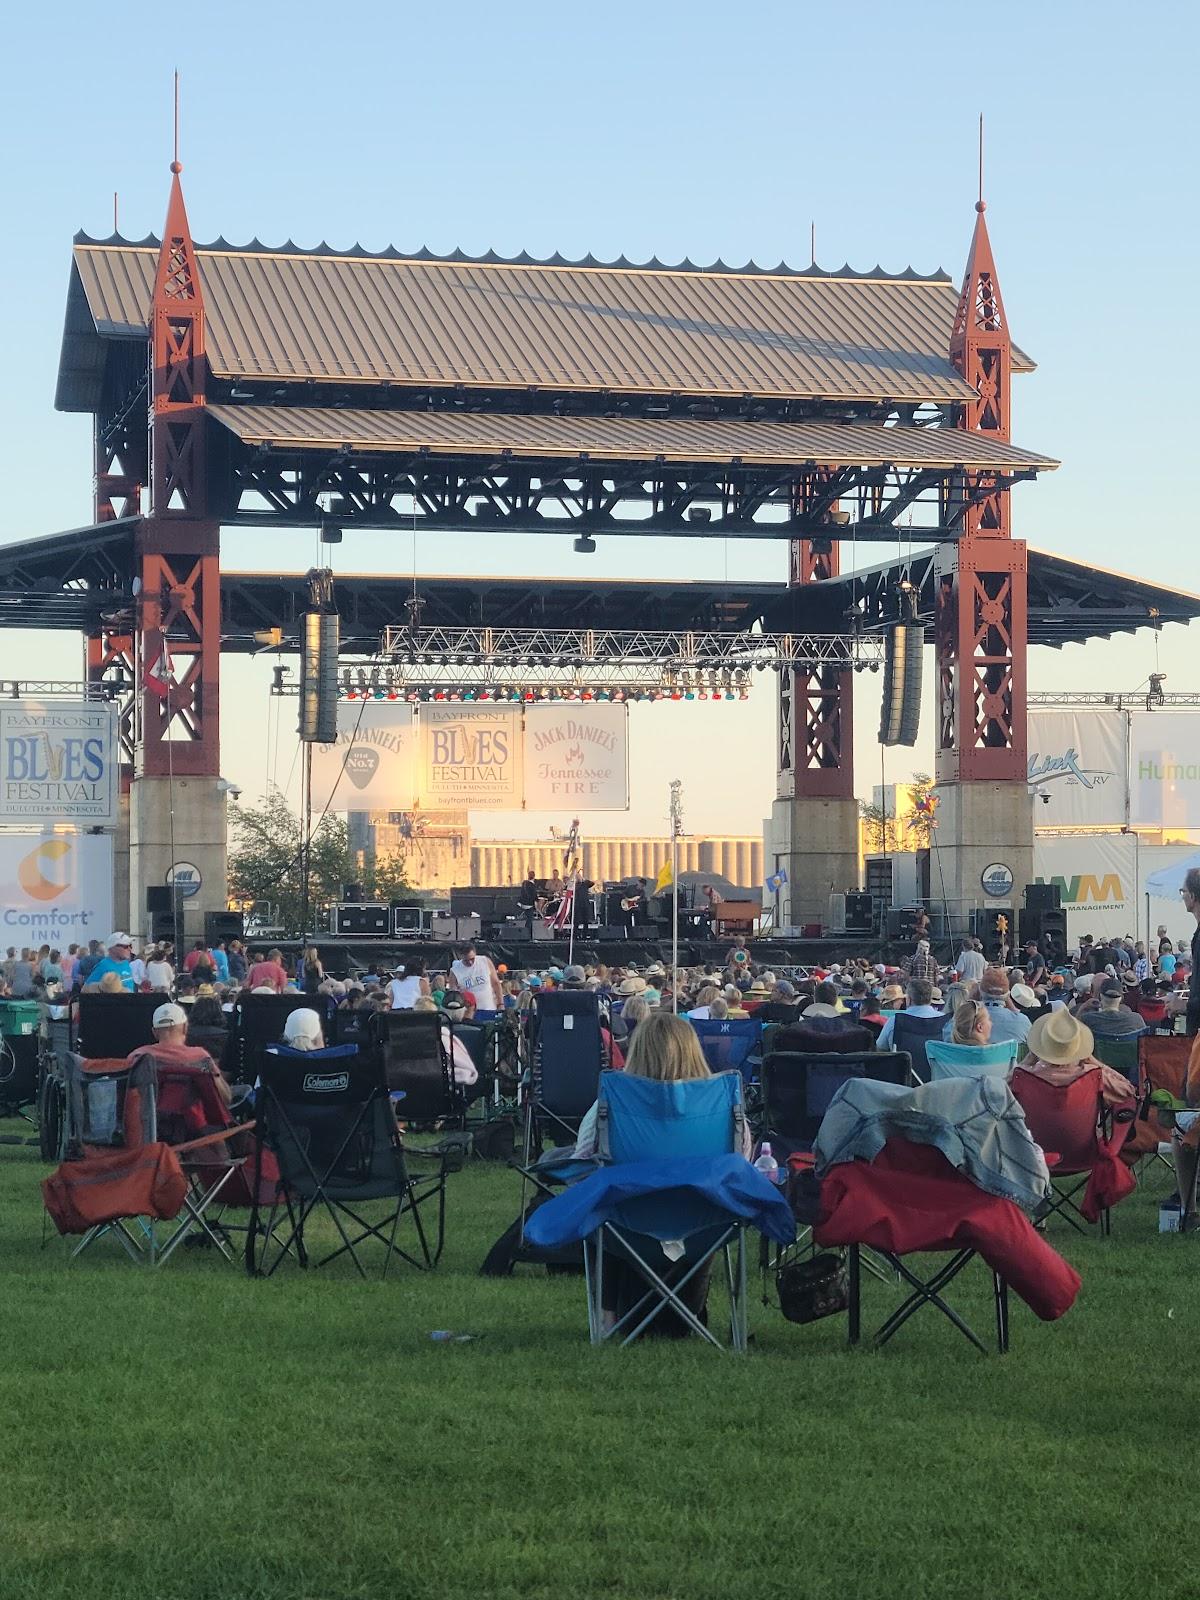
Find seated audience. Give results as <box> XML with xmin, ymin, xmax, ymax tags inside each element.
<box><xmin>979</xmin><ymin>968</ymin><xmax>1032</xmax><ymax>1046</ymax></box>
<box><xmin>876</xmin><ymin>978</ymin><xmax>942</xmax><ymax>1051</ymax></box>
<box><xmin>1013</xmin><ymin>1008</ymin><xmax>1136</xmax><ymax>1110</ymax></box>
<box><xmin>1087</xmin><ymin>980</ymin><xmax>1148</xmax><ymax>1040</ymax></box>
<box><xmin>127</xmin><ymin>1000</ymin><xmax>233</xmax><ymax>1107</ymax></box>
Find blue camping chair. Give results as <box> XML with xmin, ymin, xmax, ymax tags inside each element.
<box><xmin>585</xmin><ymin>1069</ymin><xmax>758</xmax><ymax>1351</ymax></box>
<box><xmin>689</xmin><ymin>1019</ymin><xmax>762</xmax><ymax>1079</ymax></box>
<box><xmin>925</xmin><ymin>1040</ymin><xmax>1017</xmax><ymax>1082</ymax></box>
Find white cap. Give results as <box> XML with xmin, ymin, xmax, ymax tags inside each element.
<box><xmin>106</xmin><ymin>931</ymin><xmax>132</xmax><ymax>951</ymax></box>
<box><xmin>153</xmin><ymin>1002</ymin><xmax>187</xmax><ymax>1028</ymax></box>
<box><xmin>283</xmin><ymin>1008</ymin><xmax>324</xmax><ymax>1045</ymax></box>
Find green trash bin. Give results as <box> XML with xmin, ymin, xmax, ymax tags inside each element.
<box><xmin>0</xmin><ymin>999</ymin><xmax>42</xmax><ymax>1039</ymax></box>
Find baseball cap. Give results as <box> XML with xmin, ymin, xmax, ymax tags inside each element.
<box><xmin>152</xmin><ymin>1002</ymin><xmax>187</xmax><ymax>1028</ymax></box>
<box><xmin>1099</xmin><ymin>980</ymin><xmax>1123</xmax><ymax>1000</ymax></box>
<box><xmin>106</xmin><ymin>932</ymin><xmax>132</xmax><ymax>951</ymax></box>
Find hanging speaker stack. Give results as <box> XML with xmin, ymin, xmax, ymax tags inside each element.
<box><xmin>878</xmin><ymin>621</ymin><xmax>923</xmax><ymax>746</ymax></box>
<box><xmin>299</xmin><ymin>610</ymin><xmax>339</xmax><ymax>743</ymax></box>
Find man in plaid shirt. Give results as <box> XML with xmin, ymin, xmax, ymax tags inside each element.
<box><xmin>903</xmin><ymin>940</ymin><xmax>939</xmax><ymax>983</ymax></box>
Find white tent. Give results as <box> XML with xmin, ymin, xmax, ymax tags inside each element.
<box><xmin>1145</xmin><ymin>850</ymin><xmax>1200</xmax><ymax>901</ymax></box>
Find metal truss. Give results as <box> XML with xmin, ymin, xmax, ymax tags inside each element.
<box><xmin>379</xmin><ymin>625</ymin><xmax>884</xmax><ymax>671</ymax></box>
<box><xmin>1029</xmin><ymin>687</ymin><xmax>1199</xmax><ymax>710</ymax></box>
<box><xmin>1</xmin><ymin>680</ymin><xmax>115</xmax><ymax>700</ymax></box>
<box><xmin>224</xmin><ymin>450</ymin><xmax>1034</xmax><ymax>542</ymax></box>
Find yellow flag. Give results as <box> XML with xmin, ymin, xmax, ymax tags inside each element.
<box><xmin>654</xmin><ymin>859</ymin><xmax>673</xmax><ymax>894</ymax></box>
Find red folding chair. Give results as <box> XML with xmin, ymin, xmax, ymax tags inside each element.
<box><xmin>1125</xmin><ymin>1035</ymin><xmax>1191</xmax><ymax>1180</ymax></box>
<box><xmin>1010</xmin><ymin>1067</ymin><xmax>1135</xmax><ymax>1235</ymax></box>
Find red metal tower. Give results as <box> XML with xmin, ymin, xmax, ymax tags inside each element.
<box><xmin>936</xmin><ymin>196</ymin><xmax>1027</xmax><ymax>783</ymax></box>
<box><xmin>138</xmin><ymin>160</ymin><xmax>221</xmax><ymax>778</ymax></box>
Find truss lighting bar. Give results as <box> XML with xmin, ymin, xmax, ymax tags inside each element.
<box><xmin>3</xmin><ymin>679</ymin><xmax>117</xmax><ymax>700</ymax></box>
<box><xmin>379</xmin><ymin>626</ymin><xmax>884</xmax><ymax>671</ymax></box>
<box><xmin>1029</xmin><ymin>690</ymin><xmax>1200</xmax><ymax>708</ymax></box>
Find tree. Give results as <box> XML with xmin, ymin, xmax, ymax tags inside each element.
<box><xmin>227</xmin><ymin>790</ymin><xmax>355</xmax><ymax>935</ymax></box>
<box><xmin>859</xmin><ymin>772</ymin><xmax>937</xmax><ymax>853</ymax></box>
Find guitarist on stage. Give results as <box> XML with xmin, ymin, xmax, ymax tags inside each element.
<box><xmin>620</xmin><ymin>878</ymin><xmax>647</xmax><ymax>937</ymax></box>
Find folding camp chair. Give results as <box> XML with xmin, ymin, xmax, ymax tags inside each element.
<box><xmin>369</xmin><ymin>1010</ymin><xmax>464</xmax><ymax>1127</ymax></box>
<box><xmin>0</xmin><ymin>1010</ymin><xmax>42</xmax><ymax>1129</ymax></box>
<box><xmin>247</xmin><ymin>1045</ymin><xmax>446</xmax><ymax>1278</ymax></box>
<box><xmin>689</xmin><ymin>1019</ymin><xmax>761</xmax><ymax>1079</ymax></box>
<box><xmin>758</xmin><ymin>1050</ymin><xmax>913</xmax><ymax>1289</ymax></box>
<box><xmin>74</xmin><ymin>992</ymin><xmax>161</xmax><ymax>1058</ymax></box>
<box><xmin>925</xmin><ymin>1040</ymin><xmax>1018</xmax><ymax>1082</ymax></box>
<box><xmin>891</xmin><ymin>1012</ymin><xmax>950</xmax><ymax>1083</ymax></box>
<box><xmin>1090</xmin><ymin>1035</ymin><xmax>1142</xmax><ymax>1089</ymax></box>
<box><xmin>46</xmin><ymin>1052</ymin><xmax>176</xmax><ymax>1262</ymax></box>
<box><xmin>1125</xmin><ymin>1034</ymin><xmax>1191</xmax><ymax>1180</ymax></box>
<box><xmin>229</xmin><ymin>993</ymin><xmax>317</xmax><ymax>1088</ymax></box>
<box><xmin>522</xmin><ymin>989</ymin><xmax>608</xmax><ymax>1158</ymax></box>
<box><xmin>585</xmin><ymin>1070</ymin><xmax>752</xmax><ymax>1350</ymax></box>
<box><xmin>1010</xmin><ymin>1066</ymin><xmax>1136</xmax><ymax>1235</ymax></box>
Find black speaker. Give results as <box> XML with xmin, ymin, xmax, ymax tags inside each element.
<box><xmin>151</xmin><ymin>911</ymin><xmax>176</xmax><ymax>943</ymax></box>
<box><xmin>1020</xmin><ymin>907</ymin><xmax>1068</xmax><ymax>963</ymax></box>
<box><xmin>299</xmin><ymin>609</ymin><xmax>339</xmax><ymax>743</ymax></box>
<box><xmin>342</xmin><ymin>882</ymin><xmax>364</xmax><ymax>902</ymax></box>
<box><xmin>878</xmin><ymin>622</ymin><xmax>923</xmax><ymax>746</ymax></box>
<box><xmin>146</xmin><ymin>884</ymin><xmax>173</xmax><ymax>915</ymax></box>
<box><xmin>845</xmin><ymin>891</ymin><xmax>874</xmax><ymax>933</ymax></box>
<box><xmin>205</xmin><ymin>910</ymin><xmax>244</xmax><ymax>944</ymax></box>
<box><xmin>973</xmin><ymin>905</ymin><xmax>1015</xmax><ymax>958</ymax></box>
<box><xmin>1024</xmin><ymin>882</ymin><xmax>1062</xmax><ymax>912</ymax></box>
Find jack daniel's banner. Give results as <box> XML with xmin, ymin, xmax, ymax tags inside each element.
<box><xmin>310</xmin><ymin>701</ymin><xmax>629</xmax><ymax>813</ymax></box>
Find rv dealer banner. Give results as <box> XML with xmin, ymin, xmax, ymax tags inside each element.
<box><xmin>0</xmin><ymin>699</ymin><xmax>118</xmax><ymax>827</ymax></box>
<box><xmin>1028</xmin><ymin>709</ymin><xmax>1200</xmax><ymax>831</ymax></box>
<box><xmin>310</xmin><ymin>701</ymin><xmax>629</xmax><ymax>812</ymax></box>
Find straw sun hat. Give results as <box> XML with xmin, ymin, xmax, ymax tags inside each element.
<box><xmin>1026</xmin><ymin>1007</ymin><xmax>1094</xmax><ymax>1066</ymax></box>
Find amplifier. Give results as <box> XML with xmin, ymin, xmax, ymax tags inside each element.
<box><xmin>455</xmin><ymin>913</ymin><xmax>482</xmax><ymax>941</ymax></box>
<box><xmin>333</xmin><ymin>902</ymin><xmax>391</xmax><ymax>937</ymax></box>
<box><xmin>845</xmin><ymin>891</ymin><xmax>874</xmax><ymax>933</ymax></box>
<box><xmin>431</xmin><ymin>913</ymin><xmax>458</xmax><ymax>940</ymax></box>
<box><xmin>450</xmin><ymin>888</ymin><xmax>498</xmax><ymax>920</ymax></box>
<box><xmin>532</xmin><ymin>923</ymin><xmax>556</xmax><ymax>942</ymax></box>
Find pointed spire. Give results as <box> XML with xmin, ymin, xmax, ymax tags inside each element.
<box><xmin>149</xmin><ymin>129</ymin><xmax>207</xmax><ymax>516</ymax></box>
<box><xmin>950</xmin><ymin>118</ymin><xmax>1011</xmax><ymax>445</ymax></box>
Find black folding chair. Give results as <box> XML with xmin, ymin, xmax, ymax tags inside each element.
<box><xmin>75</xmin><ymin>992</ymin><xmax>161</xmax><ymax>1059</ymax></box>
<box><xmin>246</xmin><ymin>1046</ymin><xmax>446</xmax><ymax>1279</ymax></box>
<box><xmin>759</xmin><ymin>1050</ymin><xmax>913</xmax><ymax>1294</ymax></box>
<box><xmin>369</xmin><ymin>1010</ymin><xmax>464</xmax><ymax>1127</ymax></box>
<box><xmin>0</xmin><ymin>1018</ymin><xmax>42</xmax><ymax>1130</ymax></box>
<box><xmin>229</xmin><ymin>993</ymin><xmax>315</xmax><ymax>1087</ymax></box>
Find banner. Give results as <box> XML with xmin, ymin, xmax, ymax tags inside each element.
<box><xmin>418</xmin><ymin>705</ymin><xmax>523</xmax><ymax>809</ymax></box>
<box><xmin>0</xmin><ymin>833</ymin><xmax>113</xmax><ymax>944</ymax></box>
<box><xmin>522</xmin><ymin>703</ymin><xmax>629</xmax><ymax>810</ymax></box>
<box><xmin>309</xmin><ymin>702</ymin><xmax>418</xmax><ymax>812</ymax></box>
<box><xmin>1130</xmin><ymin>713</ymin><xmax>1200</xmax><ymax>830</ymax></box>
<box><xmin>0</xmin><ymin>700</ymin><xmax>118</xmax><ymax>826</ymax></box>
<box><xmin>1033</xmin><ymin>835</ymin><xmax>1199</xmax><ymax>943</ymax></box>
<box><xmin>1027</xmin><ymin>711</ymin><xmax>1125</xmax><ymax>827</ymax></box>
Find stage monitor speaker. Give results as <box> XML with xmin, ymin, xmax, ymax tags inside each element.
<box><xmin>1024</xmin><ymin>882</ymin><xmax>1062</xmax><ymax>912</ymax></box>
<box><xmin>146</xmin><ymin>885</ymin><xmax>173</xmax><ymax>915</ymax></box>
<box><xmin>342</xmin><ymin>882</ymin><xmax>364</xmax><ymax>903</ymax></box>
<box><xmin>878</xmin><ymin>622</ymin><xmax>923</xmax><ymax>746</ymax></box>
<box><xmin>845</xmin><ymin>891</ymin><xmax>874</xmax><ymax>933</ymax></box>
<box><xmin>1020</xmin><ymin>907</ymin><xmax>1068</xmax><ymax>962</ymax></box>
<box><xmin>204</xmin><ymin>910</ymin><xmax>244</xmax><ymax>944</ymax></box>
<box><xmin>333</xmin><ymin>902</ymin><xmax>391</xmax><ymax>937</ymax></box>
<box><xmin>151</xmin><ymin>912</ymin><xmax>176</xmax><ymax>943</ymax></box>
<box><xmin>299</xmin><ymin>609</ymin><xmax>339</xmax><ymax>744</ymax></box>
<box><xmin>972</xmin><ymin>905</ymin><xmax>1014</xmax><ymax>958</ymax></box>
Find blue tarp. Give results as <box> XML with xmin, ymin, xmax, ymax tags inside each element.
<box><xmin>524</xmin><ymin>1153</ymin><xmax>796</xmax><ymax>1248</ymax></box>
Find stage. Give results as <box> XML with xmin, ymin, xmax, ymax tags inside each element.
<box><xmin>248</xmin><ymin>934</ymin><xmax>933</xmax><ymax>977</ymax></box>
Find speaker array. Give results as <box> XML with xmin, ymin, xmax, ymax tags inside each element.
<box><xmin>878</xmin><ymin>622</ymin><xmax>922</xmax><ymax>746</ymax></box>
<box><xmin>299</xmin><ymin>610</ymin><xmax>339</xmax><ymax>743</ymax></box>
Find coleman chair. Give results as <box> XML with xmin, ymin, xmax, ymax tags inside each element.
<box><xmin>369</xmin><ymin>1010</ymin><xmax>463</xmax><ymax>1128</ymax></box>
<box><xmin>1010</xmin><ymin>1066</ymin><xmax>1136</xmax><ymax>1235</ymax></box>
<box><xmin>925</xmin><ymin>1040</ymin><xmax>1018</xmax><ymax>1082</ymax></box>
<box><xmin>229</xmin><ymin>993</ymin><xmax>316</xmax><ymax>1089</ymax></box>
<box><xmin>891</xmin><ymin>1012</ymin><xmax>953</xmax><ymax>1083</ymax></box>
<box><xmin>522</xmin><ymin>989</ymin><xmax>609</xmax><ymax>1158</ymax></box>
<box><xmin>247</xmin><ymin>1045</ymin><xmax>446</xmax><ymax>1278</ymax></box>
<box><xmin>525</xmin><ymin>1069</ymin><xmax>794</xmax><ymax>1351</ymax></box>
<box><xmin>42</xmin><ymin>1052</ymin><xmax>184</xmax><ymax>1263</ymax></box>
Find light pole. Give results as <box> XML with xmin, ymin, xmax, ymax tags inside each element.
<box><xmin>669</xmin><ymin>779</ymin><xmax>683</xmax><ymax>1012</ymax></box>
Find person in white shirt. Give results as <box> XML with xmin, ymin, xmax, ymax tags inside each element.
<box><xmin>129</xmin><ymin>950</ymin><xmax>148</xmax><ymax>988</ymax></box>
<box><xmin>413</xmin><ymin>998</ymin><xmax>478</xmax><ymax>1088</ymax></box>
<box><xmin>145</xmin><ymin>949</ymin><xmax>175</xmax><ymax>991</ymax></box>
<box><xmin>450</xmin><ymin>944</ymin><xmax>502</xmax><ymax>1010</ymax></box>
<box><xmin>387</xmin><ymin>960</ymin><xmax>427</xmax><ymax>1010</ymax></box>
<box><xmin>955</xmin><ymin>939</ymin><xmax>987</xmax><ymax>984</ymax></box>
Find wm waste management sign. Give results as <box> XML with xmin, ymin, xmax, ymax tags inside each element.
<box><xmin>0</xmin><ymin>834</ymin><xmax>113</xmax><ymax>941</ymax></box>
<box><xmin>0</xmin><ymin>700</ymin><xmax>118</xmax><ymax>826</ymax></box>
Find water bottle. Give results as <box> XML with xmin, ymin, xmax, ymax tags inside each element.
<box><xmin>430</xmin><ymin>1331</ymin><xmax>478</xmax><ymax>1343</ymax></box>
<box><xmin>754</xmin><ymin>1141</ymin><xmax>780</xmax><ymax>1184</ymax></box>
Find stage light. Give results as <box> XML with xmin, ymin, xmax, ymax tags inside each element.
<box><xmin>687</xmin><ymin>506</ymin><xmax>712</xmax><ymax>523</ymax></box>
<box><xmin>319</xmin><ymin>517</ymin><xmax>343</xmax><ymax>545</ymax></box>
<box><xmin>573</xmin><ymin>535</ymin><xmax>597</xmax><ymax>554</ymax></box>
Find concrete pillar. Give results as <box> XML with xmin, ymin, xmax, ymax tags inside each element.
<box><xmin>933</xmin><ymin>782</ymin><xmax>1034</xmax><ymax>941</ymax></box>
<box><xmin>128</xmin><ymin>775</ymin><xmax>227</xmax><ymax>944</ymax></box>
<box><xmin>768</xmin><ymin>795</ymin><xmax>860</xmax><ymax>931</ymax></box>
<box><xmin>112</xmin><ymin>785</ymin><xmax>131</xmax><ymax>934</ymax></box>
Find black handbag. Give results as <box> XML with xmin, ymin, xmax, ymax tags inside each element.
<box><xmin>777</xmin><ymin>1251</ymin><xmax>850</xmax><ymax>1324</ymax></box>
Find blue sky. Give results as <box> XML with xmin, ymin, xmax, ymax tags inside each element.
<box><xmin>1</xmin><ymin>0</ymin><xmax>1194</xmax><ymax>838</ymax></box>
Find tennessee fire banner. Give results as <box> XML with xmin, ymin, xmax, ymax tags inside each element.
<box><xmin>522</xmin><ymin>703</ymin><xmax>629</xmax><ymax>811</ymax></box>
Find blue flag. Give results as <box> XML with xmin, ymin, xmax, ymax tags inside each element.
<box><xmin>765</xmin><ymin>867</ymin><xmax>788</xmax><ymax>893</ymax></box>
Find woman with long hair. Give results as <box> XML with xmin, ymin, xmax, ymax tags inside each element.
<box><xmin>302</xmin><ymin>945</ymin><xmax>325</xmax><ymax>999</ymax></box>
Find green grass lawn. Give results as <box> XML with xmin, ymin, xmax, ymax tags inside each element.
<box><xmin>2</xmin><ymin>1122</ymin><xmax>1197</xmax><ymax>1600</ymax></box>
